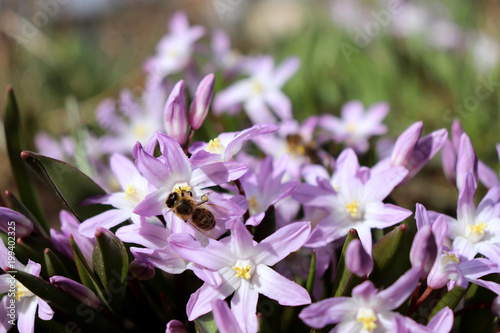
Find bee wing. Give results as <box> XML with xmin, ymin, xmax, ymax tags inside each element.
<box><xmin>204</xmin><ymin>202</ymin><xmax>229</xmax><ymax>218</ymax></box>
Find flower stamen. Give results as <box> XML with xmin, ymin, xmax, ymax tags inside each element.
<box><xmin>346</xmin><ymin>200</ymin><xmax>360</xmax><ymax>217</ymax></box>
<box><xmin>233</xmin><ymin>265</ymin><xmax>252</xmax><ymax>280</ymax></box>
<box><xmin>124</xmin><ymin>185</ymin><xmax>136</xmax><ymax>200</ymax></box>
<box><xmin>356</xmin><ymin>308</ymin><xmax>377</xmax><ymax>332</ymax></box>
<box><xmin>206</xmin><ymin>138</ymin><xmax>225</xmax><ymax>154</ymax></box>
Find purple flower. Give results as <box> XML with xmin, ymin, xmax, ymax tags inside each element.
<box><xmin>189</xmin><ymin>73</ymin><xmax>215</xmax><ymax>130</ymax></box>
<box><xmin>163</xmin><ymin>80</ymin><xmax>188</xmax><ymax>145</ymax></box>
<box><xmin>346</xmin><ymin>239</ymin><xmax>373</xmax><ymax>277</ymax></box>
<box><xmin>213</xmin><ymin>55</ymin><xmax>300</xmax><ymax>124</ymax></box>
<box><xmin>320</xmin><ymin>100</ymin><xmax>389</xmax><ymax>153</ymax></box>
<box><xmin>0</xmin><ymin>208</ymin><xmax>33</xmax><ymax>237</ymax></box>
<box><xmin>96</xmin><ymin>84</ymin><xmax>167</xmax><ymax>155</ymax></box>
<box><xmin>169</xmin><ymin>220</ymin><xmax>311</xmax><ymax>332</ymax></box>
<box><xmin>252</xmin><ymin>117</ymin><xmax>332</xmax><ymax>180</ymax></box>
<box><xmin>373</xmin><ymin>121</ymin><xmax>448</xmax><ymax>184</ymax></box>
<box><xmin>415</xmin><ymin>203</ymin><xmax>500</xmax><ymax>294</ymax></box>
<box><xmin>50</xmin><ymin>276</ymin><xmax>100</xmax><ymax>309</ymax></box>
<box><xmin>294</xmin><ymin>148</ymin><xmax>411</xmax><ymax>252</ymax></box>
<box><xmin>0</xmin><ymin>241</ymin><xmax>53</xmax><ymax>333</ymax></box>
<box><xmin>189</xmin><ymin>123</ymin><xmax>278</xmax><ymax>166</ymax></box>
<box><xmin>78</xmin><ymin>153</ymin><xmax>158</xmax><ymax>238</ymax></box>
<box><xmin>238</xmin><ymin>155</ymin><xmax>299</xmax><ymax>226</ymax></box>
<box><xmin>166</xmin><ymin>320</ymin><xmax>188</xmax><ymax>333</ymax></box>
<box><xmin>410</xmin><ymin>225</ymin><xmax>438</xmax><ymax>278</ymax></box>
<box><xmin>52</xmin><ymin>210</ymin><xmax>95</xmax><ymax>268</ymax></box>
<box><xmin>445</xmin><ymin>173</ymin><xmax>500</xmax><ymax>262</ymax></box>
<box><xmin>143</xmin><ymin>11</ymin><xmax>204</xmax><ymax>81</ymax></box>
<box><xmin>299</xmin><ymin>267</ymin><xmax>422</xmax><ymax>332</ymax></box>
<box><xmin>212</xmin><ymin>299</ymin><xmax>245</xmax><ymax>333</ymax></box>
<box><xmin>132</xmin><ymin>133</ymin><xmax>247</xmax><ymax>222</ymax></box>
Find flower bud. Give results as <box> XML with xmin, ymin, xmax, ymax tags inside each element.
<box><xmin>50</xmin><ymin>275</ymin><xmax>100</xmax><ymax>309</ymax></box>
<box><xmin>129</xmin><ymin>259</ymin><xmax>155</xmax><ymax>280</ymax></box>
<box><xmin>166</xmin><ymin>320</ymin><xmax>188</xmax><ymax>333</ymax></box>
<box><xmin>189</xmin><ymin>73</ymin><xmax>215</xmax><ymax>130</ymax></box>
<box><xmin>410</xmin><ymin>226</ymin><xmax>437</xmax><ymax>278</ymax></box>
<box><xmin>0</xmin><ymin>207</ymin><xmax>33</xmax><ymax>237</ymax></box>
<box><xmin>346</xmin><ymin>239</ymin><xmax>373</xmax><ymax>277</ymax></box>
<box><xmin>164</xmin><ymin>80</ymin><xmax>188</xmax><ymax>145</ymax></box>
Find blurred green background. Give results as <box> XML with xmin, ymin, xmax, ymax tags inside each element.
<box><xmin>0</xmin><ymin>0</ymin><xmax>499</xmax><ymax>215</ymax></box>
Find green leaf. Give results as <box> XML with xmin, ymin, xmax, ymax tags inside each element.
<box><xmin>44</xmin><ymin>248</ymin><xmax>70</xmax><ymax>277</ymax></box>
<box><xmin>306</xmin><ymin>250</ymin><xmax>316</xmax><ymax>296</ymax></box>
<box><xmin>70</xmin><ymin>235</ymin><xmax>112</xmax><ymax>311</ymax></box>
<box><xmin>195</xmin><ymin>312</ymin><xmax>219</xmax><ymax>333</ymax></box>
<box><xmin>6</xmin><ymin>268</ymin><xmax>121</xmax><ymax>332</ymax></box>
<box><xmin>5</xmin><ymin>190</ymin><xmax>48</xmax><ymax>238</ymax></box>
<box><xmin>92</xmin><ymin>228</ymin><xmax>129</xmax><ymax>294</ymax></box>
<box><xmin>370</xmin><ymin>224</ymin><xmax>408</xmax><ymax>288</ymax></box>
<box><xmin>429</xmin><ymin>286</ymin><xmax>467</xmax><ymax>320</ymax></box>
<box><xmin>331</xmin><ymin>229</ymin><xmax>361</xmax><ymax>297</ymax></box>
<box><xmin>3</xmin><ymin>86</ymin><xmax>47</xmax><ymax>231</ymax></box>
<box><xmin>21</xmin><ymin>151</ymin><xmax>110</xmax><ymax>221</ymax></box>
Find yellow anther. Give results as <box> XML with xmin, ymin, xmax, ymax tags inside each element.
<box><xmin>133</xmin><ymin>125</ymin><xmax>148</xmax><ymax>139</ymax></box>
<box><xmin>347</xmin><ymin>123</ymin><xmax>357</xmax><ymax>134</ymax></box>
<box><xmin>233</xmin><ymin>265</ymin><xmax>252</xmax><ymax>280</ymax></box>
<box><xmin>468</xmin><ymin>221</ymin><xmax>487</xmax><ymax>235</ymax></box>
<box><xmin>15</xmin><ymin>282</ymin><xmax>33</xmax><ymax>302</ymax></box>
<box><xmin>207</xmin><ymin>138</ymin><xmax>225</xmax><ymax>154</ymax></box>
<box><xmin>346</xmin><ymin>200</ymin><xmax>359</xmax><ymax>217</ymax></box>
<box><xmin>124</xmin><ymin>185</ymin><xmax>136</xmax><ymax>200</ymax></box>
<box><xmin>252</xmin><ymin>80</ymin><xmax>263</xmax><ymax>95</ymax></box>
<box><xmin>248</xmin><ymin>195</ymin><xmax>257</xmax><ymax>210</ymax></box>
<box><xmin>442</xmin><ymin>251</ymin><xmax>460</xmax><ymax>265</ymax></box>
<box><xmin>356</xmin><ymin>308</ymin><xmax>377</xmax><ymax>332</ymax></box>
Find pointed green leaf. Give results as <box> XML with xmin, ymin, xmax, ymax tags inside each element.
<box><xmin>306</xmin><ymin>250</ymin><xmax>316</xmax><ymax>296</ymax></box>
<box><xmin>5</xmin><ymin>268</ymin><xmax>121</xmax><ymax>332</ymax></box>
<box><xmin>92</xmin><ymin>228</ymin><xmax>129</xmax><ymax>291</ymax></box>
<box><xmin>5</xmin><ymin>190</ymin><xmax>48</xmax><ymax>238</ymax></box>
<box><xmin>21</xmin><ymin>151</ymin><xmax>110</xmax><ymax>221</ymax></box>
<box><xmin>70</xmin><ymin>235</ymin><xmax>112</xmax><ymax>310</ymax></box>
<box><xmin>195</xmin><ymin>312</ymin><xmax>219</xmax><ymax>333</ymax></box>
<box><xmin>44</xmin><ymin>248</ymin><xmax>69</xmax><ymax>277</ymax></box>
<box><xmin>16</xmin><ymin>236</ymin><xmax>53</xmax><ymax>271</ymax></box>
<box><xmin>332</xmin><ymin>229</ymin><xmax>360</xmax><ymax>297</ymax></box>
<box><xmin>370</xmin><ymin>224</ymin><xmax>408</xmax><ymax>287</ymax></box>
<box><xmin>429</xmin><ymin>286</ymin><xmax>467</xmax><ymax>320</ymax></box>
<box><xmin>254</xmin><ymin>205</ymin><xmax>276</xmax><ymax>242</ymax></box>
<box><xmin>3</xmin><ymin>86</ymin><xmax>47</xmax><ymax>231</ymax></box>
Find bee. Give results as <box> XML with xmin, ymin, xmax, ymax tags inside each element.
<box><xmin>166</xmin><ymin>190</ymin><xmax>216</xmax><ymax>231</ymax></box>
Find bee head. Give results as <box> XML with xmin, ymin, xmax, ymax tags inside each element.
<box><xmin>166</xmin><ymin>192</ymin><xmax>179</xmax><ymax>208</ymax></box>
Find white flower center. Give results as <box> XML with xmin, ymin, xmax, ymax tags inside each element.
<box><xmin>356</xmin><ymin>308</ymin><xmax>377</xmax><ymax>332</ymax></box>
<box><xmin>133</xmin><ymin>124</ymin><xmax>148</xmax><ymax>140</ymax></box>
<box><xmin>172</xmin><ymin>183</ymin><xmax>192</xmax><ymax>194</ymax></box>
<box><xmin>206</xmin><ymin>138</ymin><xmax>226</xmax><ymax>154</ymax></box>
<box><xmin>124</xmin><ymin>184</ymin><xmax>143</xmax><ymax>205</ymax></box>
<box><xmin>441</xmin><ymin>251</ymin><xmax>460</xmax><ymax>265</ymax></box>
<box><xmin>232</xmin><ymin>259</ymin><xmax>255</xmax><ymax>280</ymax></box>
<box><xmin>465</xmin><ymin>221</ymin><xmax>487</xmax><ymax>243</ymax></box>
<box><xmin>251</xmin><ymin>80</ymin><xmax>264</xmax><ymax>96</ymax></box>
<box><xmin>345</xmin><ymin>200</ymin><xmax>363</xmax><ymax>221</ymax></box>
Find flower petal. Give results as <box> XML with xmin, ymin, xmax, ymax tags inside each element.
<box><xmin>254</xmin><ymin>222</ymin><xmax>311</xmax><ymax>266</ymax></box>
<box><xmin>169</xmin><ymin>233</ymin><xmax>234</xmax><ymax>270</ymax></box>
<box><xmin>231</xmin><ymin>280</ymin><xmax>259</xmax><ymax>333</ymax></box>
<box><xmin>299</xmin><ymin>297</ymin><xmax>350</xmax><ymax>328</ymax></box>
<box><xmin>78</xmin><ymin>209</ymin><xmax>132</xmax><ymax>237</ymax></box>
<box><xmin>378</xmin><ymin>267</ymin><xmax>422</xmax><ymax>309</ymax></box>
<box><xmin>186</xmin><ymin>281</ymin><xmax>236</xmax><ymax>321</ymax></box>
<box><xmin>212</xmin><ymin>299</ymin><xmax>243</xmax><ymax>333</ymax></box>
<box><xmin>252</xmin><ymin>265</ymin><xmax>311</xmax><ymax>306</ymax></box>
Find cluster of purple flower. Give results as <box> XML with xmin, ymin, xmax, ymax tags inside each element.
<box><xmin>2</xmin><ymin>10</ymin><xmax>500</xmax><ymax>333</ymax></box>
